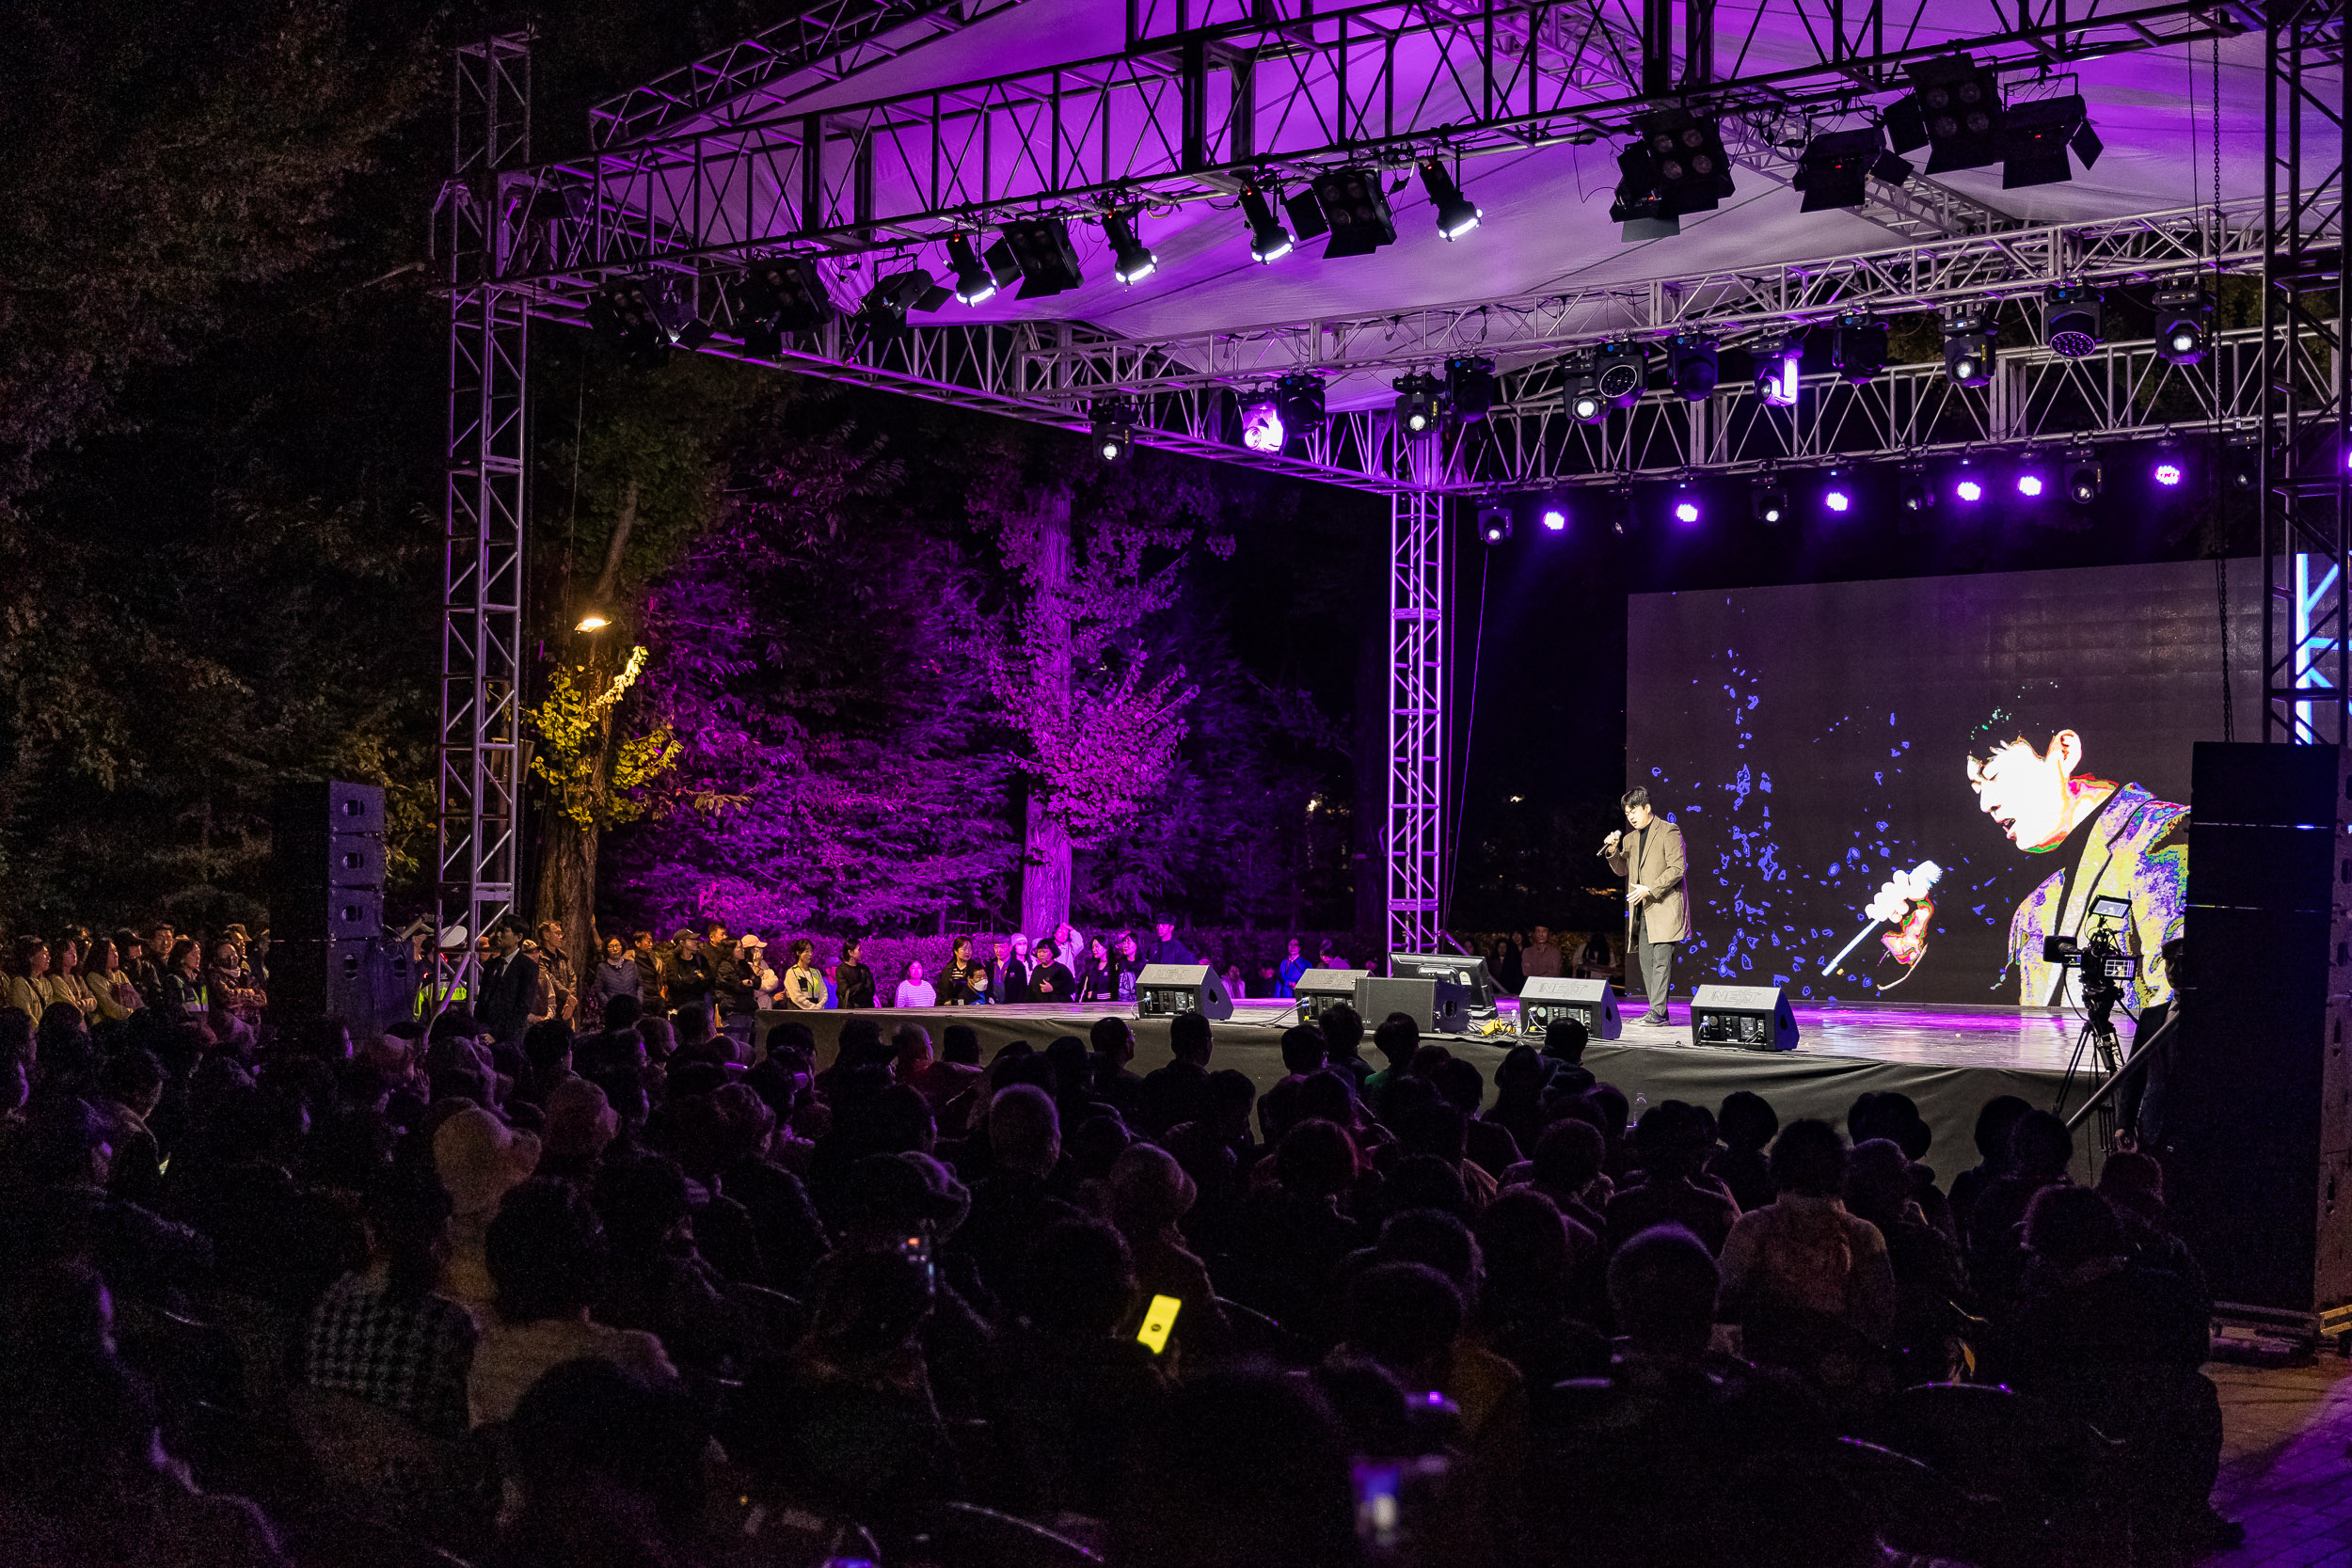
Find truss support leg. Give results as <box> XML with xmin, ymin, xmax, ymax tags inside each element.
<box><xmin>439</xmin><ymin>34</ymin><xmax>533</xmax><ymax>980</ymax></box>
<box><xmin>1388</xmin><ymin>486</ymin><xmax>1445</xmax><ymax>955</ymax></box>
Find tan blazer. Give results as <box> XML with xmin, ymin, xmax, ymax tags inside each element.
<box><xmin>1607</xmin><ymin>818</ymin><xmax>1692</xmax><ymax>944</ymax></box>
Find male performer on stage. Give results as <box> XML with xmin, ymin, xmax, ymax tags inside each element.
<box><xmin>1864</xmin><ymin>692</ymin><xmax>2187</xmax><ymax>1013</ymax></box>
<box><xmin>1604</xmin><ymin>786</ymin><xmax>1692</xmax><ymax>1027</ymax></box>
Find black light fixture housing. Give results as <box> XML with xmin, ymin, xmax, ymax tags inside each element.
<box><xmin>736</xmin><ymin>257</ymin><xmax>835</xmax><ymax>339</ymax></box>
<box><xmin>1239</xmin><ymin>179</ymin><xmax>1295</xmax><ymax>262</ymax></box>
<box><xmin>1000</xmin><ymin>219</ymin><xmax>1083</xmax><ymax>296</ymax></box>
<box><xmin>1608</xmin><ymin>487</ymin><xmax>1637</xmax><ymax>536</ymax></box>
<box><xmin>1393</xmin><ymin>372</ymin><xmax>1444</xmax><ymax>436</ymax></box>
<box><xmin>1597</xmin><ymin>341</ymin><xmax>1646</xmax><ymax>407</ymax></box>
<box><xmin>2044</xmin><ymin>285</ymin><xmax>2105</xmax><ymax>359</ymax></box>
<box><xmin>2154</xmin><ymin>286</ymin><xmax>2213</xmax><ymax>366</ymax></box>
<box><xmin>1899</xmin><ymin>467</ymin><xmax>1936</xmax><ymax>513</ymax></box>
<box><xmin>1792</xmin><ymin>126</ymin><xmax>1915</xmax><ymax>212</ymax></box>
<box><xmin>1419</xmin><ymin>156</ymin><xmax>1483</xmax><ymax>238</ymax></box>
<box><xmin>1886</xmin><ymin>55</ymin><xmax>2006</xmax><ymax>174</ymax></box>
<box><xmin>590</xmin><ymin>275</ymin><xmax>694</xmax><ymax>362</ymax></box>
<box><xmin>1751</xmin><ymin>476</ymin><xmax>1791</xmax><ymax>525</ymax></box>
<box><xmin>945</xmin><ymin>234</ymin><xmax>1000</xmax><ymax>305</ymax></box>
<box><xmin>1564</xmin><ymin>351</ymin><xmax>1607</xmax><ymax>423</ymax></box>
<box><xmin>2001</xmin><ymin>94</ymin><xmax>2103</xmax><ymax>188</ymax></box>
<box><xmin>2227</xmin><ymin>440</ymin><xmax>2259</xmax><ymax>492</ymax></box>
<box><xmin>855</xmin><ymin>268</ymin><xmax>941</xmax><ymax>346</ymax></box>
<box><xmin>1310</xmin><ymin>167</ymin><xmax>1397</xmax><ymax>258</ymax></box>
<box><xmin>1274</xmin><ymin>372</ymin><xmax>1326</xmax><ymax>434</ymax></box>
<box><xmin>1668</xmin><ymin>334</ymin><xmax>1720</xmax><ymax>401</ymax></box>
<box><xmin>1609</xmin><ymin>166</ymin><xmax>1680</xmax><ymax>242</ymax></box>
<box><xmin>1103</xmin><ymin>208</ymin><xmax>1157</xmax><ymax>284</ymax></box>
<box><xmin>1091</xmin><ymin>397</ymin><xmax>1137</xmax><ymax>463</ymax></box>
<box><xmin>1831</xmin><ymin>313</ymin><xmax>1888</xmax><ymax>382</ymax></box>
<box><xmin>1445</xmin><ymin>356</ymin><xmax>1497</xmax><ymax>424</ymax></box>
<box><xmin>1942</xmin><ymin>304</ymin><xmax>1996</xmax><ymax>388</ymax></box>
<box><xmin>1636</xmin><ymin>108</ymin><xmax>1737</xmax><ymax>215</ymax></box>
<box><xmin>2065</xmin><ymin>447</ymin><xmax>2104</xmax><ymax>504</ymax></box>
<box><xmin>1477</xmin><ymin>499</ymin><xmax>1512</xmax><ymax>545</ymax></box>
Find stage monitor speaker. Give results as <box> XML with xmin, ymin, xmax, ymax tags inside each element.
<box><xmin>1356</xmin><ymin>975</ymin><xmax>1474</xmax><ymax>1036</ymax></box>
<box><xmin>1387</xmin><ymin>951</ymin><xmax>1501</xmax><ymax>1016</ymax></box>
<box><xmin>1518</xmin><ymin>975</ymin><xmax>1621</xmax><ymax>1041</ymax></box>
<box><xmin>1690</xmin><ymin>984</ymin><xmax>1797</xmax><ymax>1052</ymax></box>
<box><xmin>1136</xmin><ymin>963</ymin><xmax>1234</xmax><ymax>1022</ymax></box>
<box><xmin>2169</xmin><ymin>741</ymin><xmax>2352</xmax><ymax>1319</ymax></box>
<box><xmin>1294</xmin><ymin>968</ymin><xmax>1368</xmax><ymax>1023</ymax></box>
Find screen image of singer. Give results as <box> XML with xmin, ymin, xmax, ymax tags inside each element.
<box><xmin>1626</xmin><ymin>560</ymin><xmax>2261</xmax><ymax>1007</ymax></box>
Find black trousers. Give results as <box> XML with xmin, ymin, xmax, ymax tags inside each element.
<box><xmin>1633</xmin><ymin>927</ymin><xmax>1677</xmax><ymax>1019</ymax></box>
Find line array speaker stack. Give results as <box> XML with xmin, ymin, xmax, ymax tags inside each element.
<box><xmin>2170</xmin><ymin>742</ymin><xmax>2352</xmax><ymax>1327</ymax></box>
<box><xmin>270</xmin><ymin>781</ymin><xmax>395</xmax><ymax>1037</ymax></box>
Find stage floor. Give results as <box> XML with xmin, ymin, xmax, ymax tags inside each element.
<box><xmin>779</xmin><ymin>994</ymin><xmax>2121</xmax><ymax>1184</ymax></box>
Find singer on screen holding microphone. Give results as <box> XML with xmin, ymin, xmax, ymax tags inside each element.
<box><xmin>1603</xmin><ymin>786</ymin><xmax>1692</xmax><ymax>1028</ymax></box>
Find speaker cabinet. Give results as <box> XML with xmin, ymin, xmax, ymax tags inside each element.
<box><xmin>1689</xmin><ymin>984</ymin><xmax>1798</xmax><ymax>1052</ymax></box>
<box><xmin>1355</xmin><ymin>975</ymin><xmax>1473</xmax><ymax>1036</ymax></box>
<box><xmin>1518</xmin><ymin>975</ymin><xmax>1622</xmax><ymax>1041</ymax></box>
<box><xmin>1136</xmin><ymin>963</ymin><xmax>1234</xmax><ymax>1022</ymax></box>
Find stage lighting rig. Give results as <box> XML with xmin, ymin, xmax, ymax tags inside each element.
<box><xmin>2154</xmin><ymin>287</ymin><xmax>2213</xmax><ymax>366</ymax></box>
<box><xmin>2227</xmin><ymin>441</ymin><xmax>2259</xmax><ymax>492</ymax></box>
<box><xmin>2152</xmin><ymin>440</ymin><xmax>2186</xmax><ymax>488</ymax></box>
<box><xmin>1669</xmin><ymin>334</ymin><xmax>1720</xmax><ymax>401</ymax></box>
<box><xmin>1476</xmin><ymin>498</ymin><xmax>1512</xmax><ymax>545</ymax></box>
<box><xmin>1446</xmin><ymin>357</ymin><xmax>1498</xmax><ymax>424</ymax></box>
<box><xmin>1103</xmin><ymin>208</ymin><xmax>1157</xmax><ymax>284</ymax></box>
<box><xmin>1754</xmin><ymin>338</ymin><xmax>1801</xmax><ymax>407</ymax></box>
<box><xmin>1792</xmin><ymin>126</ymin><xmax>1914</xmax><ymax>212</ymax></box>
<box><xmin>1091</xmin><ymin>398</ymin><xmax>1137</xmax><ymax>463</ymax></box>
<box><xmin>1000</xmin><ymin>219</ymin><xmax>1082</xmax><ymax>297</ymax></box>
<box><xmin>1274</xmin><ymin>373</ymin><xmax>1326</xmax><ymax>435</ymax></box>
<box><xmin>2015</xmin><ymin>451</ymin><xmax>2049</xmax><ymax>498</ymax></box>
<box><xmin>1608</xmin><ymin>488</ymin><xmax>1637</xmax><ymax>536</ymax></box>
<box><xmin>2044</xmin><ymin>286</ymin><xmax>2104</xmax><ymax>359</ymax></box>
<box><xmin>1597</xmin><ymin>341</ymin><xmax>1647</xmax><ymax>407</ymax></box>
<box><xmin>1899</xmin><ymin>467</ymin><xmax>1935</xmax><ymax>513</ymax></box>
<box><xmin>1419</xmin><ymin>157</ymin><xmax>1483</xmax><ymax>239</ymax></box>
<box><xmin>1564</xmin><ymin>352</ymin><xmax>1607</xmax><ymax>424</ymax></box>
<box><xmin>734</xmin><ymin>258</ymin><xmax>834</xmax><ymax>343</ymax></box>
<box><xmin>1609</xmin><ymin>172</ymin><xmax>1679</xmax><ymax>242</ymax></box>
<box><xmin>854</xmin><ymin>268</ymin><xmax>946</xmax><ymax>346</ymax></box>
<box><xmin>1886</xmin><ymin>55</ymin><xmax>2006</xmax><ymax>174</ymax></box>
<box><xmin>2001</xmin><ymin>94</ymin><xmax>2103</xmax><ymax>189</ymax></box>
<box><xmin>1831</xmin><ymin>314</ymin><xmax>1888</xmax><ymax>382</ymax></box>
<box><xmin>1637</xmin><ymin>108</ymin><xmax>1737</xmax><ymax>215</ymax></box>
<box><xmin>1393</xmin><ymin>372</ymin><xmax>1444</xmax><ymax>436</ymax></box>
<box><xmin>590</xmin><ymin>275</ymin><xmax>695</xmax><ymax>362</ymax></box>
<box><xmin>1942</xmin><ymin>304</ymin><xmax>1996</xmax><ymax>388</ymax></box>
<box><xmin>1239</xmin><ymin>396</ymin><xmax>1285</xmax><ymax>454</ymax></box>
<box><xmin>1538</xmin><ymin>500</ymin><xmax>1567</xmax><ymax>531</ymax></box>
<box><xmin>2065</xmin><ymin>448</ymin><xmax>2104</xmax><ymax>504</ymax></box>
<box><xmin>1822</xmin><ymin>470</ymin><xmax>1852</xmax><ymax>514</ymax></box>
<box><xmin>1751</xmin><ymin>475</ymin><xmax>1790</xmax><ymax>525</ymax></box>
<box><xmin>1238</xmin><ymin>179</ymin><xmax>1294</xmax><ymax>263</ymax></box>
<box><xmin>944</xmin><ymin>235</ymin><xmax>1001</xmax><ymax>305</ymax></box>
<box><xmin>1672</xmin><ymin>483</ymin><xmax>1702</xmax><ymax>525</ymax></box>
<box><xmin>1312</xmin><ymin>167</ymin><xmax>1397</xmax><ymax>258</ymax></box>
<box><xmin>1952</xmin><ymin>457</ymin><xmax>1984</xmax><ymax>503</ymax></box>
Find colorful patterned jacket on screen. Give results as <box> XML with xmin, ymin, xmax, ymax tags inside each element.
<box><xmin>2003</xmin><ymin>782</ymin><xmax>2188</xmax><ymax>1012</ymax></box>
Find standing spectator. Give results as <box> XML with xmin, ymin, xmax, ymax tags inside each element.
<box><xmin>894</xmin><ymin>959</ymin><xmax>938</xmax><ymax>1009</ymax></box>
<box><xmin>834</xmin><ymin>938</ymin><xmax>878</xmax><ymax>1009</ymax></box>
<box><xmin>939</xmin><ymin>937</ymin><xmax>986</xmax><ymax>1006</ymax></box>
<box><xmin>743</xmin><ymin>936</ymin><xmax>782</xmax><ymax>1010</ymax></box>
<box><xmin>629</xmin><ymin>930</ymin><xmax>665</xmax><ymax>1011</ymax></box>
<box><xmin>81</xmin><ymin>936</ymin><xmax>142</xmax><ymax>1022</ymax></box>
<box><xmin>985</xmin><ymin>940</ymin><xmax>1017</xmax><ymax>1005</ymax></box>
<box><xmin>1113</xmin><ymin>931</ymin><xmax>1146</xmax><ymax>1004</ymax></box>
<box><xmin>475</xmin><ymin>915</ymin><xmax>541</xmax><ymax>1046</ymax></box>
<box><xmin>1278</xmin><ymin>937</ymin><xmax>1311</xmax><ymax>997</ymax></box>
<box><xmin>1149</xmin><ymin>916</ymin><xmax>1196</xmax><ymax>968</ymax></box>
<box><xmin>1490</xmin><ymin>932</ymin><xmax>1525</xmax><ymax>995</ymax></box>
<box><xmin>589</xmin><ymin>935</ymin><xmax>640</xmax><ymax>1018</ymax></box>
<box><xmin>775</xmin><ymin>939</ymin><xmax>826</xmax><ymax>1011</ymax></box>
<box><xmin>1027</xmin><ymin>940</ymin><xmax>1077</xmax><ymax>1005</ymax></box>
<box><xmin>1520</xmin><ymin>925</ymin><xmax>1564</xmax><ymax>980</ymax></box>
<box><xmin>535</xmin><ymin>921</ymin><xmax>579</xmax><ymax>1025</ymax></box>
<box><xmin>1076</xmin><ymin>937</ymin><xmax>1117</xmax><ymax>1003</ymax></box>
<box><xmin>664</xmin><ymin>927</ymin><xmax>710</xmax><ymax>1012</ymax></box>
<box><xmin>1221</xmin><ymin>962</ymin><xmax>1248</xmax><ymax>999</ymax></box>
<box><xmin>997</xmin><ymin>938</ymin><xmax>1031</xmax><ymax>1005</ymax></box>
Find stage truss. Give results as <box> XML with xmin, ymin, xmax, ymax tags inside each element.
<box><xmin>446</xmin><ymin>1</ymin><xmax>2348</xmax><ymax>950</ymax></box>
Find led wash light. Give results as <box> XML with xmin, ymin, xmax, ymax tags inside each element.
<box><xmin>1942</xmin><ymin>304</ymin><xmax>1996</xmax><ymax>388</ymax></box>
<box><xmin>2154</xmin><ymin>287</ymin><xmax>2212</xmax><ymax>367</ymax></box>
<box><xmin>1540</xmin><ymin>504</ymin><xmax>1567</xmax><ymax>531</ymax></box>
<box><xmin>1418</xmin><ymin>157</ymin><xmax>1483</xmax><ymax>239</ymax></box>
<box><xmin>2044</xmin><ymin>286</ymin><xmax>2104</xmax><ymax>359</ymax></box>
<box><xmin>1239</xmin><ymin>399</ymin><xmax>1285</xmax><ymax>453</ymax></box>
<box><xmin>1393</xmin><ymin>372</ymin><xmax>1443</xmax><ymax>436</ymax></box>
<box><xmin>945</xmin><ymin>234</ymin><xmax>999</xmax><ymax>305</ymax></box>
<box><xmin>1103</xmin><ymin>208</ymin><xmax>1157</xmax><ymax>284</ymax></box>
<box><xmin>1091</xmin><ymin>398</ymin><xmax>1137</xmax><ymax>463</ymax></box>
<box><xmin>1754</xmin><ymin>341</ymin><xmax>1801</xmax><ymax>407</ymax></box>
<box><xmin>1238</xmin><ymin>180</ymin><xmax>1294</xmax><ymax>263</ymax></box>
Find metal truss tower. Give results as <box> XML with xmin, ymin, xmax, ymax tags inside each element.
<box><xmin>1388</xmin><ymin>469</ymin><xmax>1447</xmax><ymax>956</ymax></box>
<box><xmin>438</xmin><ymin>34</ymin><xmax>532</xmax><ymax>962</ymax></box>
<box><xmin>2265</xmin><ymin>5</ymin><xmax>2352</xmax><ymax>746</ymax></box>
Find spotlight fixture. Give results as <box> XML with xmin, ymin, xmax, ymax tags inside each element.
<box><xmin>1886</xmin><ymin>55</ymin><xmax>2006</xmax><ymax>175</ymax></box>
<box><xmin>1636</xmin><ymin>108</ymin><xmax>1737</xmax><ymax>215</ymax></box>
<box><xmin>2015</xmin><ymin>453</ymin><xmax>2048</xmax><ymax>498</ymax></box>
<box><xmin>1311</xmin><ymin>167</ymin><xmax>1397</xmax><ymax>258</ymax></box>
<box><xmin>735</xmin><ymin>257</ymin><xmax>835</xmax><ymax>342</ymax></box>
<box><xmin>1609</xmin><ymin>171</ymin><xmax>1680</xmax><ymax>242</ymax></box>
<box><xmin>1418</xmin><ymin>157</ymin><xmax>1483</xmax><ymax>239</ymax></box>
<box><xmin>1091</xmin><ymin>398</ymin><xmax>1137</xmax><ymax>463</ymax></box>
<box><xmin>2152</xmin><ymin>442</ymin><xmax>2185</xmax><ymax>488</ymax></box>
<box><xmin>2227</xmin><ymin>441</ymin><xmax>2259</xmax><ymax>492</ymax></box>
<box><xmin>854</xmin><ymin>269</ymin><xmax>945</xmax><ymax>346</ymax></box>
<box><xmin>1952</xmin><ymin>458</ymin><xmax>1984</xmax><ymax>503</ymax></box>
<box><xmin>1792</xmin><ymin>126</ymin><xmax>1915</xmax><ymax>212</ymax></box>
<box><xmin>1942</xmin><ymin>304</ymin><xmax>1996</xmax><ymax>388</ymax></box>
<box><xmin>2044</xmin><ymin>285</ymin><xmax>2105</xmax><ymax>359</ymax></box>
<box><xmin>1000</xmin><ymin>218</ymin><xmax>1083</xmax><ymax>297</ymax></box>
<box><xmin>1445</xmin><ymin>356</ymin><xmax>1497</xmax><ymax>424</ymax></box>
<box><xmin>1754</xmin><ymin>338</ymin><xmax>1801</xmax><ymax>407</ymax></box>
<box><xmin>1672</xmin><ymin>481</ymin><xmax>1702</xmax><ymax>525</ymax></box>
<box><xmin>1751</xmin><ymin>477</ymin><xmax>1790</xmax><ymax>525</ymax></box>
<box><xmin>1831</xmin><ymin>314</ymin><xmax>1889</xmax><ymax>382</ymax></box>
<box><xmin>1899</xmin><ymin>468</ymin><xmax>1935</xmax><ymax>513</ymax></box>
<box><xmin>1103</xmin><ymin>208</ymin><xmax>1157</xmax><ymax>284</ymax></box>
<box><xmin>1539</xmin><ymin>502</ymin><xmax>1567</xmax><ymax>531</ymax></box>
<box><xmin>1564</xmin><ymin>351</ymin><xmax>1607</xmax><ymax>423</ymax></box>
<box><xmin>2065</xmin><ymin>449</ymin><xmax>2104</xmax><ymax>504</ymax></box>
<box><xmin>1669</xmin><ymin>334</ymin><xmax>1720</xmax><ymax>401</ymax></box>
<box><xmin>1239</xmin><ymin>396</ymin><xmax>1286</xmax><ymax>454</ymax></box>
<box><xmin>945</xmin><ymin>234</ymin><xmax>1000</xmax><ymax>305</ymax></box>
<box><xmin>1393</xmin><ymin>372</ymin><xmax>1444</xmax><ymax>436</ymax></box>
<box><xmin>2154</xmin><ymin>287</ymin><xmax>2213</xmax><ymax>367</ymax></box>
<box><xmin>1597</xmin><ymin>341</ymin><xmax>1647</xmax><ymax>407</ymax></box>
<box><xmin>590</xmin><ymin>275</ymin><xmax>694</xmax><ymax>361</ymax></box>
<box><xmin>2000</xmin><ymin>93</ymin><xmax>2103</xmax><ymax>189</ymax></box>
<box><xmin>1822</xmin><ymin>473</ymin><xmax>1852</xmax><ymax>514</ymax></box>
<box><xmin>1477</xmin><ymin>499</ymin><xmax>1512</xmax><ymax>545</ymax></box>
<box><xmin>1274</xmin><ymin>372</ymin><xmax>1326</xmax><ymax>434</ymax></box>
<box><xmin>1238</xmin><ymin>179</ymin><xmax>1294</xmax><ymax>262</ymax></box>
<box><xmin>1608</xmin><ymin>488</ymin><xmax>1636</xmax><ymax>536</ymax></box>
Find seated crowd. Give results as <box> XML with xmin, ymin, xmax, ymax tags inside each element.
<box><xmin>0</xmin><ymin>965</ymin><xmax>2238</xmax><ymax>1567</ymax></box>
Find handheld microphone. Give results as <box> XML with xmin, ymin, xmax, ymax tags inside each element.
<box><xmin>1820</xmin><ymin>860</ymin><xmax>1943</xmax><ymax>977</ymax></box>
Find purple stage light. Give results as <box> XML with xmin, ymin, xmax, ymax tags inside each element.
<box><xmin>1954</xmin><ymin>478</ymin><xmax>1983</xmax><ymax>502</ymax></box>
<box><xmin>1540</xmin><ymin>506</ymin><xmax>1566</xmax><ymax>531</ymax></box>
<box><xmin>2153</xmin><ymin>460</ymin><xmax>2184</xmax><ymax>486</ymax></box>
<box><xmin>1240</xmin><ymin>400</ymin><xmax>1285</xmax><ymax>453</ymax></box>
<box><xmin>1673</xmin><ymin>499</ymin><xmax>1701</xmax><ymax>524</ymax></box>
<box><xmin>2017</xmin><ymin>473</ymin><xmax>2044</xmax><ymax>498</ymax></box>
<box><xmin>1824</xmin><ymin>488</ymin><xmax>1851</xmax><ymax>513</ymax></box>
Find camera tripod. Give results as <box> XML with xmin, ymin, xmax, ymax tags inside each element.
<box><xmin>2054</xmin><ymin>979</ymin><xmax>2125</xmax><ymax>1152</ymax></box>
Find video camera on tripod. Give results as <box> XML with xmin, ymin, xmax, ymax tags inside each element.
<box><xmin>2042</xmin><ymin>895</ymin><xmax>2139</xmax><ymax>1021</ymax></box>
